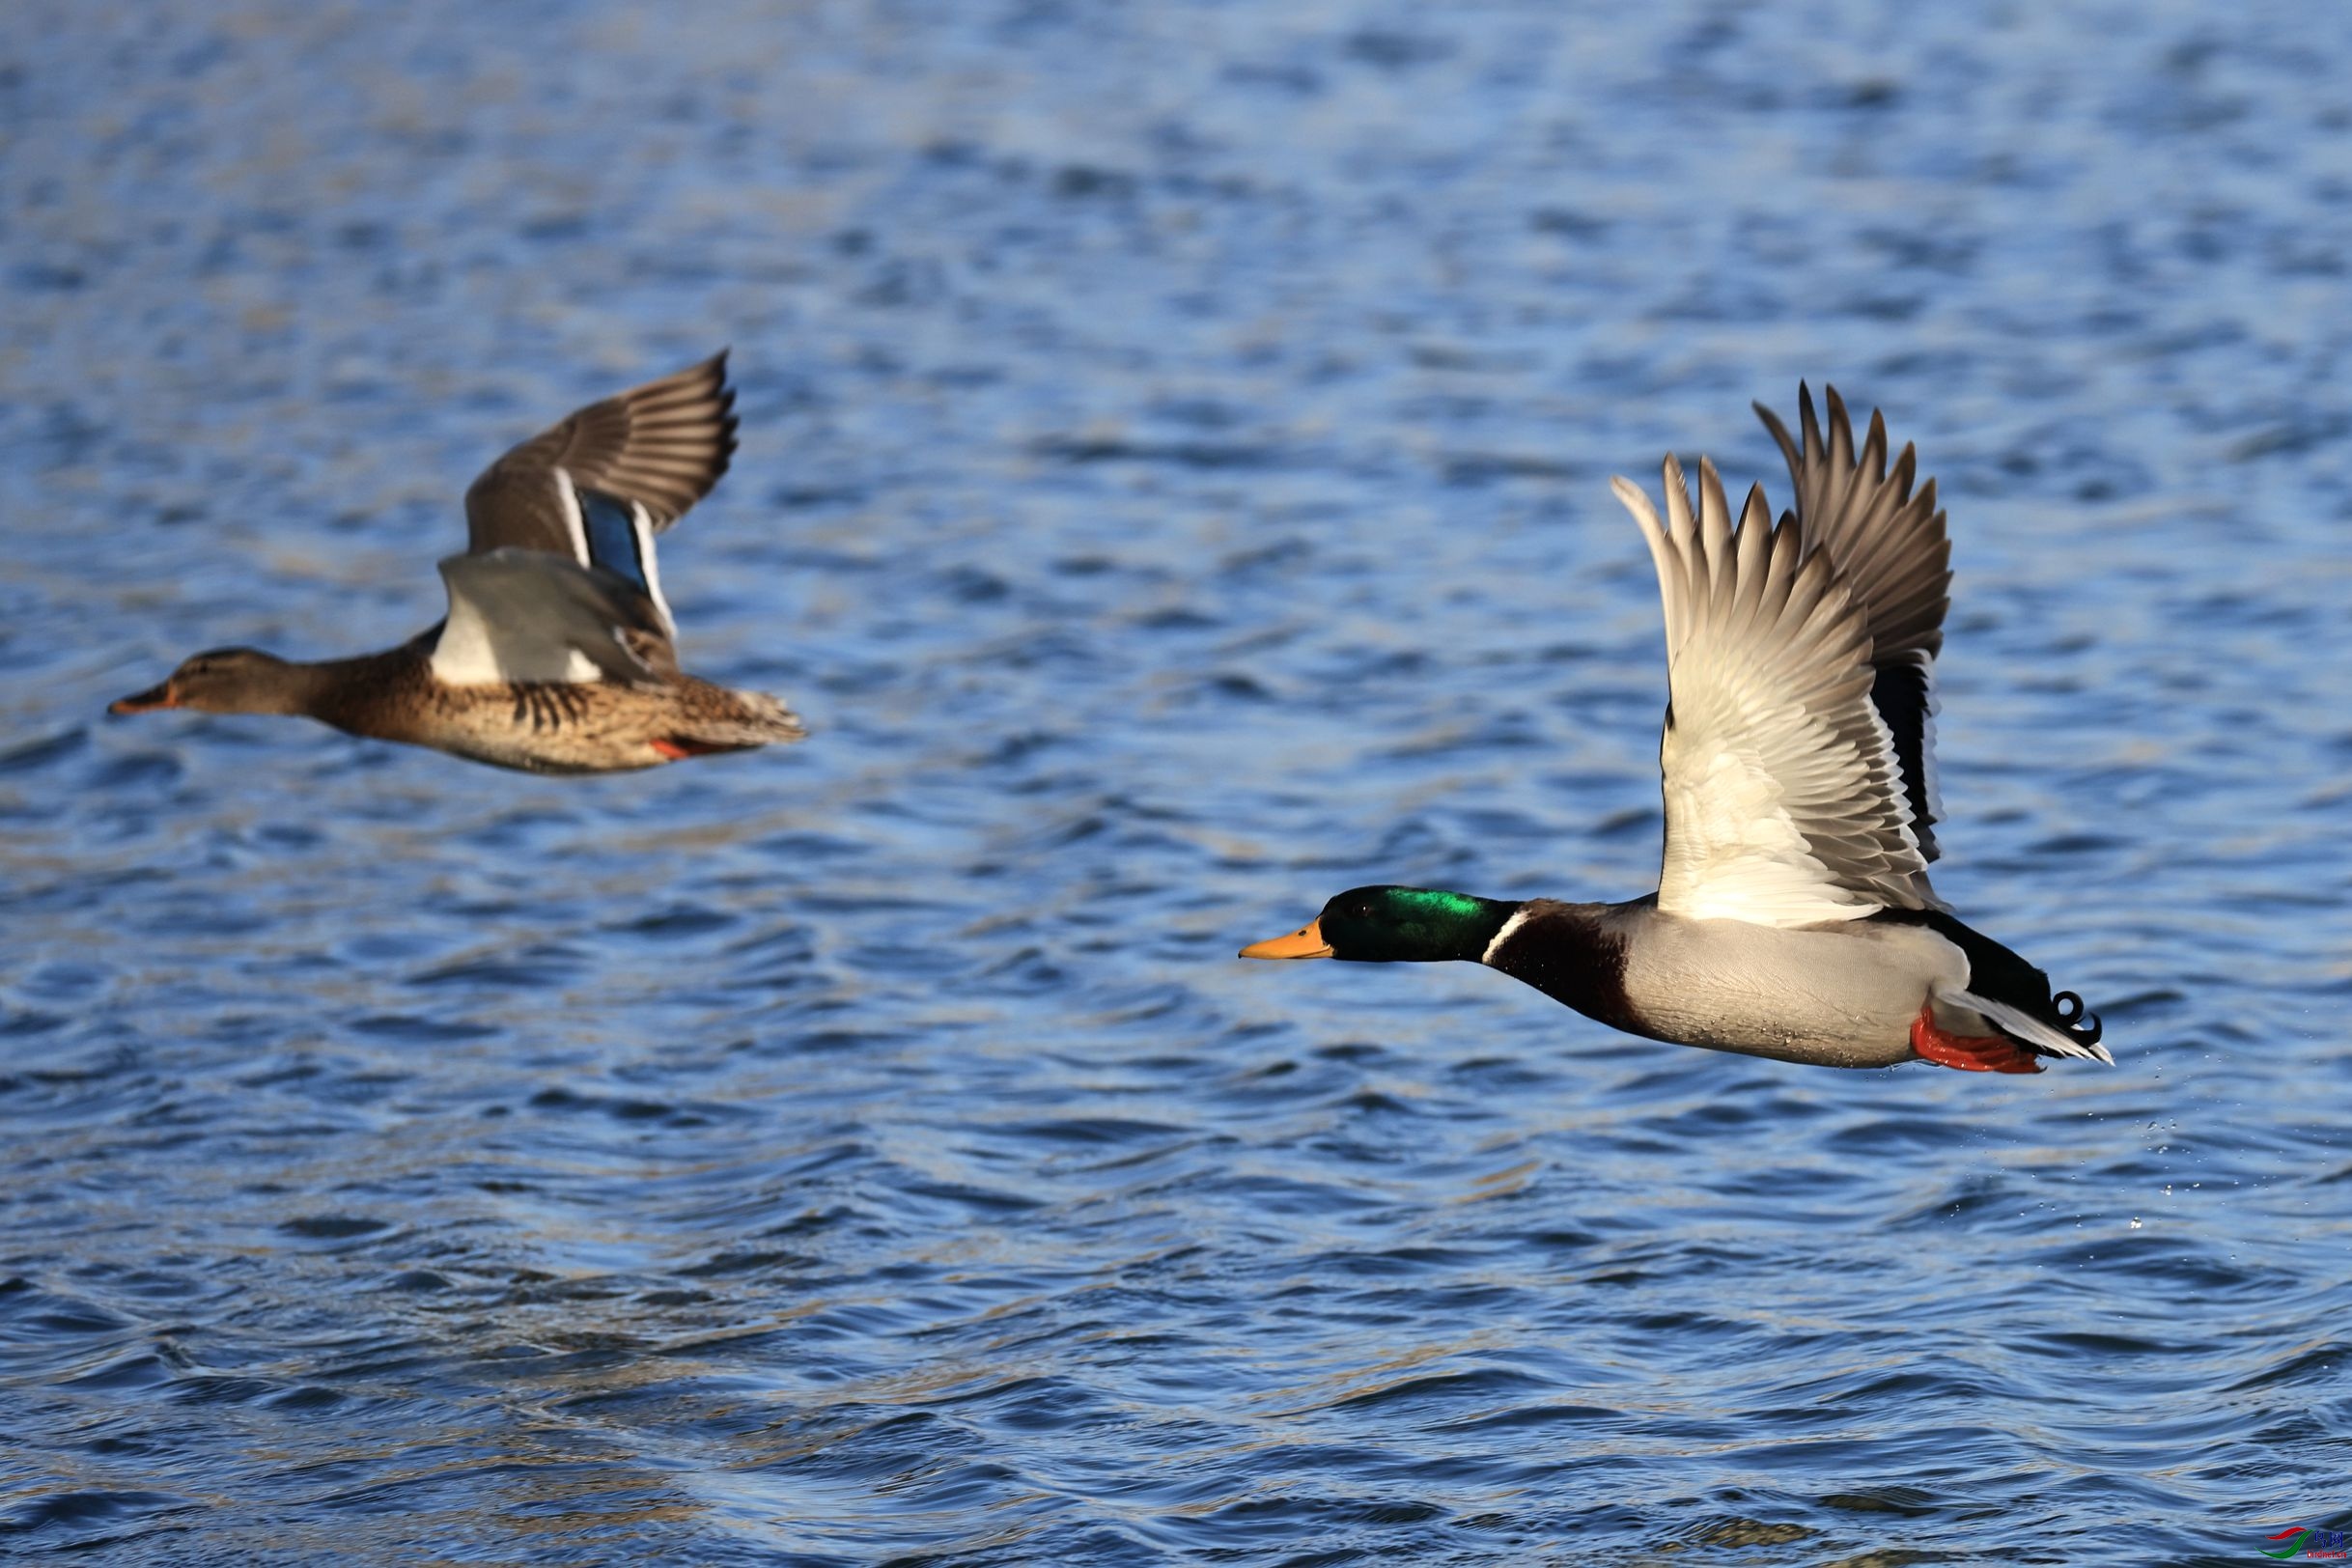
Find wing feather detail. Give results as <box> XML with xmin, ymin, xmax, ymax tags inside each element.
<box><xmin>461</xmin><ymin>351</ymin><xmax>738</xmax><ymax>635</ymax></box>
<box><xmin>1612</xmin><ymin>455</ymin><xmax>1935</xmax><ymax>928</ymax></box>
<box><xmin>1753</xmin><ymin>384</ymin><xmax>1951</xmax><ymax>858</ymax></box>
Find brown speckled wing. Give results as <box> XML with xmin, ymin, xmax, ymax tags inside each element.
<box><xmin>462</xmin><ymin>351</ymin><xmax>740</xmax><ymax>560</ymax></box>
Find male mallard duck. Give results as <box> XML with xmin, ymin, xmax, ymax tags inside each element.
<box><xmin>1243</xmin><ymin>387</ymin><xmax>2110</xmax><ymax>1074</ymax></box>
<box><xmin>109</xmin><ymin>353</ymin><xmax>806</xmax><ymax>774</ymax></box>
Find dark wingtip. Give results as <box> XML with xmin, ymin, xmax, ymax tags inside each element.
<box><xmin>1823</xmin><ymin>383</ymin><xmax>1853</xmax><ymax>442</ymax></box>
<box><xmin>1754</xmin><ymin>393</ymin><xmax>1803</xmax><ymax>477</ymax></box>
<box><xmin>1861</xmin><ymin>406</ymin><xmax>1890</xmax><ymax>479</ymax></box>
<box><xmin>710</xmin><ymin>349</ymin><xmax>741</xmax><ymax>477</ymax></box>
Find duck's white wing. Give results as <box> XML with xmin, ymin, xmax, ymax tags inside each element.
<box><xmin>1754</xmin><ymin>384</ymin><xmax>1951</xmax><ymax>859</ymax></box>
<box><xmin>462</xmin><ymin>351</ymin><xmax>739</xmax><ymax>635</ymax></box>
<box><xmin>1612</xmin><ymin>456</ymin><xmax>1934</xmax><ymax>928</ymax></box>
<box><xmin>431</xmin><ymin>549</ymin><xmax>678</xmax><ymax>687</ymax></box>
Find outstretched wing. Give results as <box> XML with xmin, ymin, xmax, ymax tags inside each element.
<box><xmin>462</xmin><ymin>351</ymin><xmax>740</xmax><ymax>634</ymax></box>
<box><xmin>1753</xmin><ymin>384</ymin><xmax>1951</xmax><ymax>860</ymax></box>
<box><xmin>431</xmin><ymin>549</ymin><xmax>679</xmax><ymax>687</ymax></box>
<box><xmin>1611</xmin><ymin>456</ymin><xmax>1935</xmax><ymax>928</ymax></box>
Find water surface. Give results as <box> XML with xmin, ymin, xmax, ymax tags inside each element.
<box><xmin>4</xmin><ymin>2</ymin><xmax>2349</xmax><ymax>1562</ymax></box>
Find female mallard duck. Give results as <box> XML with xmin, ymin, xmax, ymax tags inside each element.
<box><xmin>1243</xmin><ymin>387</ymin><xmax>2110</xmax><ymax>1075</ymax></box>
<box><xmin>109</xmin><ymin>353</ymin><xmax>805</xmax><ymax>774</ymax></box>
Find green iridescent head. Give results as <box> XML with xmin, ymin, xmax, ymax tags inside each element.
<box><xmin>1240</xmin><ymin>885</ymin><xmax>1517</xmax><ymax>964</ymax></box>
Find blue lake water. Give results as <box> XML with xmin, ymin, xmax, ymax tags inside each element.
<box><xmin>4</xmin><ymin>2</ymin><xmax>2349</xmax><ymax>1562</ymax></box>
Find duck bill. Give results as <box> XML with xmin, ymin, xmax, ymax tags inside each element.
<box><xmin>108</xmin><ymin>682</ymin><xmax>177</xmax><ymax>714</ymax></box>
<box><xmin>1239</xmin><ymin>919</ymin><xmax>1333</xmax><ymax>960</ymax></box>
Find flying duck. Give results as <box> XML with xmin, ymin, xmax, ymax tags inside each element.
<box><xmin>109</xmin><ymin>352</ymin><xmax>806</xmax><ymax>774</ymax></box>
<box><xmin>1242</xmin><ymin>387</ymin><xmax>2110</xmax><ymax>1074</ymax></box>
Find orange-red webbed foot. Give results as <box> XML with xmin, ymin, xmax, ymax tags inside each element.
<box><xmin>1910</xmin><ymin>1002</ymin><xmax>2043</xmax><ymax>1075</ymax></box>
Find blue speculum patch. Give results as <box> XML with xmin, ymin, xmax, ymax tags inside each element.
<box><xmin>579</xmin><ymin>490</ymin><xmax>649</xmax><ymax>592</ymax></box>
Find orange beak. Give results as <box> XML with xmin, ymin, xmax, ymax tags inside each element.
<box><xmin>1239</xmin><ymin>918</ymin><xmax>1333</xmax><ymax>960</ymax></box>
<box><xmin>108</xmin><ymin>682</ymin><xmax>178</xmax><ymax>714</ymax></box>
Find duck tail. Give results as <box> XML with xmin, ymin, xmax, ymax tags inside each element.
<box><xmin>1945</xmin><ymin>985</ymin><xmax>2114</xmax><ymax>1065</ymax></box>
<box><xmin>729</xmin><ymin>688</ymin><xmax>810</xmax><ymax>743</ymax></box>
<box><xmin>661</xmin><ymin>688</ymin><xmax>808</xmax><ymax>755</ymax></box>
<box><xmin>1878</xmin><ymin>908</ymin><xmax>2113</xmax><ymax>1066</ymax></box>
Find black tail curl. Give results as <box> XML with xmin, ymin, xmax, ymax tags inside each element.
<box><xmin>2052</xmin><ymin>990</ymin><xmax>2103</xmax><ymax>1048</ymax></box>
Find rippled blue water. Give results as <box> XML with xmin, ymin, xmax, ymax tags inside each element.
<box><xmin>5</xmin><ymin>2</ymin><xmax>2349</xmax><ymax>1562</ymax></box>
